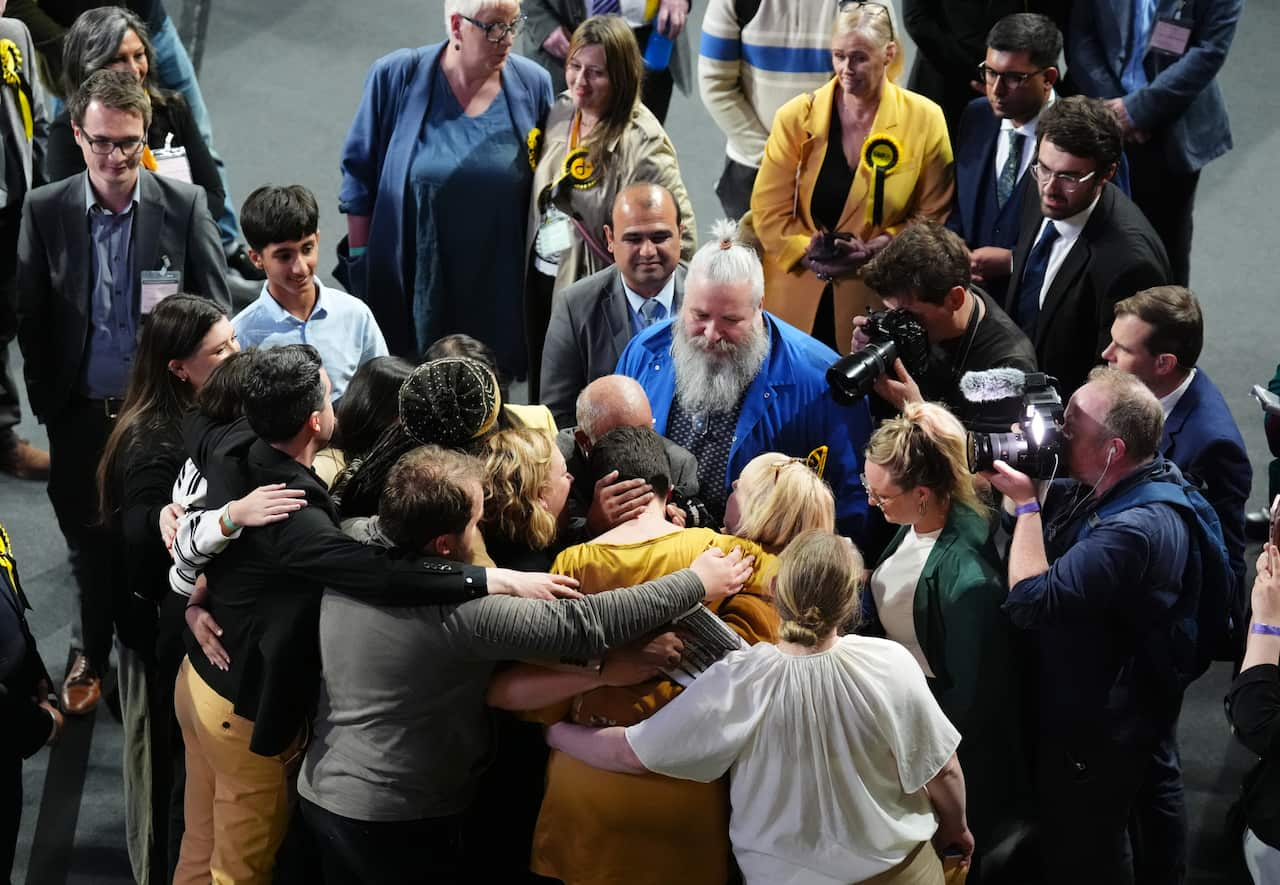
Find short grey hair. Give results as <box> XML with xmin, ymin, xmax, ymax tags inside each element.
<box><xmin>575</xmin><ymin>375</ymin><xmax>651</xmax><ymax>443</ymax></box>
<box><xmin>443</xmin><ymin>0</ymin><xmax>520</xmax><ymax>28</ymax></box>
<box><xmin>687</xmin><ymin>218</ymin><xmax>765</xmax><ymax>307</ymax></box>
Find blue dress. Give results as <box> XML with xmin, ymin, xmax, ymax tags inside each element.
<box><xmin>409</xmin><ymin>74</ymin><xmax>530</xmax><ymax>374</ymax></box>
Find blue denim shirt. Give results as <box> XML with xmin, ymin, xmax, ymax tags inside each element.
<box><xmin>82</xmin><ymin>175</ymin><xmax>140</xmax><ymax>399</ymax></box>
<box><xmin>1004</xmin><ymin>458</ymin><xmax>1191</xmax><ymax>745</ymax></box>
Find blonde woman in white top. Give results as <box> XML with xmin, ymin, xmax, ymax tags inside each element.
<box><xmin>546</xmin><ymin>530</ymin><xmax>972</xmax><ymax>884</ymax></box>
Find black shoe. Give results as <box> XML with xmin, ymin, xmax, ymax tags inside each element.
<box><xmin>1246</xmin><ymin>507</ymin><xmax>1272</xmax><ymax>542</ymax></box>
<box><xmin>227</xmin><ymin>244</ymin><xmax>266</xmax><ymax>281</ymax></box>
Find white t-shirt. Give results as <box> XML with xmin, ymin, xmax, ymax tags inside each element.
<box><xmin>626</xmin><ymin>637</ymin><xmax>961</xmax><ymax>885</ymax></box>
<box><xmin>870</xmin><ymin>527</ymin><xmax>942</xmax><ymax>676</ymax></box>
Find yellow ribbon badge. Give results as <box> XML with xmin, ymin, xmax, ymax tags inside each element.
<box><xmin>0</xmin><ymin>39</ymin><xmax>33</xmax><ymax>142</ymax></box>
<box><xmin>526</xmin><ymin>127</ymin><xmax>542</xmax><ymax>171</ymax></box>
<box><xmin>861</xmin><ymin>133</ymin><xmax>903</xmax><ymax>228</ymax></box>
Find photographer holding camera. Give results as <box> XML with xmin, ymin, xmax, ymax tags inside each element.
<box><xmin>985</xmin><ymin>366</ymin><xmax>1228</xmax><ymax>883</ymax></box>
<box><xmin>846</xmin><ymin>222</ymin><xmax>1036</xmax><ymax>430</ymax></box>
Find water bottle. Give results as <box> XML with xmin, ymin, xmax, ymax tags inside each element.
<box><xmin>643</xmin><ymin>26</ymin><xmax>673</xmax><ymax>71</ymax></box>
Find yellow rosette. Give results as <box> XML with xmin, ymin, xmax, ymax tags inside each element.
<box><xmin>861</xmin><ymin>132</ymin><xmax>902</xmax><ymax>228</ymax></box>
<box><xmin>0</xmin><ymin>39</ymin><xmax>33</xmax><ymax>141</ymax></box>
<box><xmin>805</xmin><ymin>445</ymin><xmax>829</xmax><ymax>479</ymax></box>
<box><xmin>562</xmin><ymin>147</ymin><xmax>596</xmax><ymax>190</ymax></box>
<box><xmin>526</xmin><ymin>127</ymin><xmax>542</xmax><ymax>171</ymax></box>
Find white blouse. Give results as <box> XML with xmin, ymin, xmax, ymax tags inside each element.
<box><xmin>626</xmin><ymin>636</ymin><xmax>960</xmax><ymax>885</ymax></box>
<box><xmin>870</xmin><ymin>527</ymin><xmax>941</xmax><ymax>676</ymax></box>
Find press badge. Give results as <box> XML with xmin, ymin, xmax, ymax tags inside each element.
<box><xmin>140</xmin><ymin>256</ymin><xmax>182</xmax><ymax>315</ymax></box>
<box><xmin>1150</xmin><ymin>17</ymin><xmax>1193</xmax><ymax>56</ymax></box>
<box><xmin>536</xmin><ymin>206</ymin><xmax>573</xmax><ymax>258</ymax></box>
<box><xmin>151</xmin><ymin>133</ymin><xmax>192</xmax><ymax>184</ymax></box>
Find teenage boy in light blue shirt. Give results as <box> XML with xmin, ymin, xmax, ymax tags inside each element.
<box><xmin>233</xmin><ymin>185</ymin><xmax>387</xmax><ymax>400</ymax></box>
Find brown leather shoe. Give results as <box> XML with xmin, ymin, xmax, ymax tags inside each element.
<box><xmin>0</xmin><ymin>438</ymin><xmax>51</xmax><ymax>480</ymax></box>
<box><xmin>61</xmin><ymin>653</ymin><xmax>101</xmax><ymax>716</ymax></box>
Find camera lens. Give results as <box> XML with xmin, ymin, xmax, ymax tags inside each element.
<box><xmin>826</xmin><ymin>339</ymin><xmax>899</xmax><ymax>405</ymax></box>
<box><xmin>965</xmin><ymin>431</ymin><xmax>1029</xmax><ymax>473</ymax></box>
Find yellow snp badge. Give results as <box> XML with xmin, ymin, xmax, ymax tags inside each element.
<box><xmin>563</xmin><ymin>147</ymin><xmax>597</xmax><ymax>190</ymax></box>
<box><xmin>861</xmin><ymin>132</ymin><xmax>903</xmax><ymax>228</ymax></box>
<box><xmin>526</xmin><ymin>127</ymin><xmax>542</xmax><ymax>171</ymax></box>
<box><xmin>805</xmin><ymin>445</ymin><xmax>829</xmax><ymax>479</ymax></box>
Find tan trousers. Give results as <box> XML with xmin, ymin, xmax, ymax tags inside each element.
<box><xmin>858</xmin><ymin>841</ymin><xmax>946</xmax><ymax>885</ymax></box>
<box><xmin>172</xmin><ymin>657</ymin><xmax>302</xmax><ymax>885</ymax></box>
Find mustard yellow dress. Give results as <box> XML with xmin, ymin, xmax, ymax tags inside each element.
<box><xmin>528</xmin><ymin>528</ymin><xmax>779</xmax><ymax>885</ymax></box>
<box><xmin>751</xmin><ymin>78</ymin><xmax>954</xmax><ymax>355</ymax></box>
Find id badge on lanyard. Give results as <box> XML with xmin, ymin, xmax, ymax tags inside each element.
<box><xmin>1150</xmin><ymin>1</ymin><xmax>1194</xmax><ymax>57</ymax></box>
<box><xmin>140</xmin><ymin>255</ymin><xmax>182</xmax><ymax>315</ymax></box>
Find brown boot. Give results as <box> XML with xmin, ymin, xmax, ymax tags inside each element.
<box><xmin>0</xmin><ymin>438</ymin><xmax>50</xmax><ymax>480</ymax></box>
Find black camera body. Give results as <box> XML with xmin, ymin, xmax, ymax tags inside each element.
<box><xmin>965</xmin><ymin>372</ymin><xmax>1064</xmax><ymax>478</ymax></box>
<box><xmin>827</xmin><ymin>308</ymin><xmax>931</xmax><ymax>405</ymax></box>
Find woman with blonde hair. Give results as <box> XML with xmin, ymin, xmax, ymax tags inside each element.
<box><xmin>525</xmin><ymin>13</ymin><xmax>697</xmax><ymax>396</ymax></box>
<box><xmin>751</xmin><ymin>0</ymin><xmax>952</xmax><ymax>354</ymax></box>
<box><xmin>723</xmin><ymin>452</ymin><xmax>836</xmax><ymax>553</ymax></box>
<box><xmin>481</xmin><ymin>425</ymin><xmax>574</xmax><ymax>570</ymax></box>
<box><xmin>545</xmin><ymin>529</ymin><xmax>973</xmax><ymax>883</ymax></box>
<box><xmin>861</xmin><ymin>400</ymin><xmax>1025</xmax><ymax>871</ymax></box>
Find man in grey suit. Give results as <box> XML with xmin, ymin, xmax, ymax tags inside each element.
<box><xmin>1067</xmin><ymin>0</ymin><xmax>1241</xmax><ymax>285</ymax></box>
<box><xmin>541</xmin><ymin>182</ymin><xmax>686</xmax><ymax>429</ymax></box>
<box><xmin>17</xmin><ymin>71</ymin><xmax>229</xmax><ymax>714</ymax></box>
<box><xmin>0</xmin><ymin>8</ymin><xmax>49</xmax><ymax>480</ymax></box>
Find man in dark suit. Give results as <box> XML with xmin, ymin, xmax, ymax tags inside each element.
<box><xmin>1102</xmin><ymin>285</ymin><xmax>1250</xmax><ymax>632</ymax></box>
<box><xmin>16</xmin><ymin>70</ymin><xmax>229</xmax><ymax>714</ymax></box>
<box><xmin>1004</xmin><ymin>96</ymin><xmax>1170</xmax><ymax>400</ymax></box>
<box><xmin>1067</xmin><ymin>0</ymin><xmax>1241</xmax><ymax>286</ymax></box>
<box><xmin>541</xmin><ymin>182</ymin><xmax>686</xmax><ymax>429</ymax></box>
<box><xmin>950</xmin><ymin>14</ymin><xmax>1061</xmax><ymax>305</ymax></box>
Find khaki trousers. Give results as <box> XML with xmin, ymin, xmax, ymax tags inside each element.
<box><xmin>172</xmin><ymin>657</ymin><xmax>302</xmax><ymax>885</ymax></box>
<box><xmin>858</xmin><ymin>842</ymin><xmax>946</xmax><ymax>885</ymax></box>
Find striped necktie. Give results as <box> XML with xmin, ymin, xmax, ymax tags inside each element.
<box><xmin>589</xmin><ymin>0</ymin><xmax>622</xmax><ymax>14</ymax></box>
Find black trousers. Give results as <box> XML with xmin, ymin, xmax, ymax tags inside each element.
<box><xmin>299</xmin><ymin>798</ymin><xmax>466</xmax><ymax>885</ymax></box>
<box><xmin>46</xmin><ymin>398</ymin><xmax>124</xmax><ymax>672</ymax></box>
<box><xmin>1126</xmin><ymin>137</ymin><xmax>1200</xmax><ymax>287</ymax></box>
<box><xmin>1036</xmin><ymin>726</ymin><xmax>1186</xmax><ymax>885</ymax></box>
<box><xmin>0</xmin><ymin>204</ymin><xmax>22</xmax><ymax>445</ymax></box>
<box><xmin>715</xmin><ymin>157</ymin><xmax>758</xmax><ymax>222</ymax></box>
<box><xmin>633</xmin><ymin>26</ymin><xmax>675</xmax><ymax>124</ymax></box>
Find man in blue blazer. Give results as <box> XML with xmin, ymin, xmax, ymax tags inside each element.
<box><xmin>949</xmin><ymin>14</ymin><xmax>1062</xmax><ymax>306</ymax></box>
<box><xmin>1102</xmin><ymin>285</ymin><xmax>1250</xmax><ymax>625</ymax></box>
<box><xmin>1068</xmin><ymin>0</ymin><xmax>1242</xmax><ymax>286</ymax></box>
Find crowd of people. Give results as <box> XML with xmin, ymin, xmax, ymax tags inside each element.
<box><xmin>0</xmin><ymin>0</ymin><xmax>1274</xmax><ymax>884</ymax></box>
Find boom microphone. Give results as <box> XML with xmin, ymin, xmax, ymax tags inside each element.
<box><xmin>959</xmin><ymin>367</ymin><xmax>1031</xmax><ymax>402</ymax></box>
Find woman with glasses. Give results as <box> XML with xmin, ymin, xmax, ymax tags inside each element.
<box><xmin>544</xmin><ymin>530</ymin><xmax>974</xmax><ymax>884</ymax></box>
<box><xmin>524</xmin><ymin>14</ymin><xmax>696</xmax><ymax>399</ymax></box>
<box><xmin>751</xmin><ymin>0</ymin><xmax>953</xmax><ymax>355</ymax></box>
<box><xmin>339</xmin><ymin>0</ymin><xmax>552</xmax><ymax>378</ymax></box>
<box><xmin>44</xmin><ymin>7</ymin><xmax>225</xmax><ymax>227</ymax></box>
<box><xmin>860</xmin><ymin>401</ymin><xmax>1026</xmax><ymax>874</ymax></box>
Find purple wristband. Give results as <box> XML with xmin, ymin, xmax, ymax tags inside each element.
<box><xmin>1014</xmin><ymin>501</ymin><xmax>1041</xmax><ymax>516</ymax></box>
<box><xmin>1252</xmin><ymin>623</ymin><xmax>1280</xmax><ymax>637</ymax></box>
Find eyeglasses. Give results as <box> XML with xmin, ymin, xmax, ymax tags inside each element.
<box><xmin>837</xmin><ymin>0</ymin><xmax>895</xmax><ymax>41</ymax></box>
<box><xmin>860</xmin><ymin>473</ymin><xmax>906</xmax><ymax>508</ymax></box>
<box><xmin>976</xmin><ymin>63</ymin><xmax>1049</xmax><ymax>88</ymax></box>
<box><xmin>460</xmin><ymin>13</ymin><xmax>526</xmax><ymax>43</ymax></box>
<box><xmin>1029</xmin><ymin>162</ymin><xmax>1098</xmax><ymax>192</ymax></box>
<box><xmin>772</xmin><ymin>458</ymin><xmax>806</xmax><ymax>484</ymax></box>
<box><xmin>83</xmin><ymin>135</ymin><xmax>145</xmax><ymax>157</ymax></box>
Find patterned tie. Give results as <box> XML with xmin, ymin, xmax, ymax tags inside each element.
<box><xmin>1015</xmin><ymin>222</ymin><xmax>1061</xmax><ymax>335</ymax></box>
<box><xmin>589</xmin><ymin>0</ymin><xmax>621</xmax><ymax>14</ymax></box>
<box><xmin>997</xmin><ymin>130</ymin><xmax>1025</xmax><ymax>209</ymax></box>
<box><xmin>639</xmin><ymin>298</ymin><xmax>665</xmax><ymax>328</ymax></box>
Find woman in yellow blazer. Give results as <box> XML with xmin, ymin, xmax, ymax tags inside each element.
<box><xmin>751</xmin><ymin>1</ymin><xmax>954</xmax><ymax>355</ymax></box>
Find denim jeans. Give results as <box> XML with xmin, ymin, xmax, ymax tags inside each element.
<box><xmin>149</xmin><ymin>16</ymin><xmax>241</xmax><ymax>248</ymax></box>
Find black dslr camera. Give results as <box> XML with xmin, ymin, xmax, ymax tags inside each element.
<box><xmin>827</xmin><ymin>308</ymin><xmax>931</xmax><ymax>405</ymax></box>
<box><xmin>965</xmin><ymin>372</ymin><xmax>1064</xmax><ymax>479</ymax></box>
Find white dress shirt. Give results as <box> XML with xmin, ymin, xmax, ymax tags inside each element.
<box><xmin>1159</xmin><ymin>368</ymin><xmax>1197</xmax><ymax>417</ymax></box>
<box><xmin>1032</xmin><ymin>191</ymin><xmax>1102</xmax><ymax>308</ymax></box>
<box><xmin>993</xmin><ymin>91</ymin><xmax>1056</xmax><ymax>185</ymax></box>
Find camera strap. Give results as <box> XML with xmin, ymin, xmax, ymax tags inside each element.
<box><xmin>949</xmin><ymin>293</ymin><xmax>983</xmax><ymax>387</ymax></box>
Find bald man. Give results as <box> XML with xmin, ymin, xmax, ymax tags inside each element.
<box><xmin>540</xmin><ymin>183</ymin><xmax>687</xmax><ymax>429</ymax></box>
<box><xmin>555</xmin><ymin>375</ymin><xmax>701</xmax><ymax>537</ymax></box>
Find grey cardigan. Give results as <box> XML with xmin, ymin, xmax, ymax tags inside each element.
<box><xmin>298</xmin><ymin>519</ymin><xmax>705</xmax><ymax>822</ymax></box>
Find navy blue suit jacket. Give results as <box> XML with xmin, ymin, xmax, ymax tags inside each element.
<box><xmin>1160</xmin><ymin>369</ymin><xmax>1251</xmax><ymax>599</ymax></box>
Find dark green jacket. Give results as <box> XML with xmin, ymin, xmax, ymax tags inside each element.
<box><xmin>861</xmin><ymin>504</ymin><xmax>1027</xmax><ymax>841</ymax></box>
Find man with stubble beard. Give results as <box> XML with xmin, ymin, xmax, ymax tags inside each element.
<box><xmin>616</xmin><ymin>219</ymin><xmax>872</xmax><ymax>543</ymax></box>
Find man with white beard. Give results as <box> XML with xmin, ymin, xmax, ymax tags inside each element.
<box><xmin>616</xmin><ymin>220</ymin><xmax>873</xmax><ymax>542</ymax></box>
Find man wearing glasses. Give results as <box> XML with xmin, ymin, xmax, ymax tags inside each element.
<box><xmin>16</xmin><ymin>70</ymin><xmax>227</xmax><ymax>717</ymax></box>
<box><xmin>1003</xmin><ymin>95</ymin><xmax>1169</xmax><ymax>399</ymax></box>
<box><xmin>949</xmin><ymin>14</ymin><xmax>1061</xmax><ymax>305</ymax></box>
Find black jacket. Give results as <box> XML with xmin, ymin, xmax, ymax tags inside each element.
<box><xmin>0</xmin><ymin>522</ymin><xmax>55</xmax><ymax>761</ymax></box>
<box><xmin>1228</xmin><ymin>664</ymin><xmax>1280</xmax><ymax>849</ymax></box>
<box><xmin>186</xmin><ymin>415</ymin><xmax>489</xmax><ymax>757</ymax></box>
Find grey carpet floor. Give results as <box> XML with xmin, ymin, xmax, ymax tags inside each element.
<box><xmin>4</xmin><ymin>0</ymin><xmax>1277</xmax><ymax>881</ymax></box>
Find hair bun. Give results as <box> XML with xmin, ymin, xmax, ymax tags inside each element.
<box><xmin>797</xmin><ymin>606</ymin><xmax>826</xmax><ymax>631</ymax></box>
